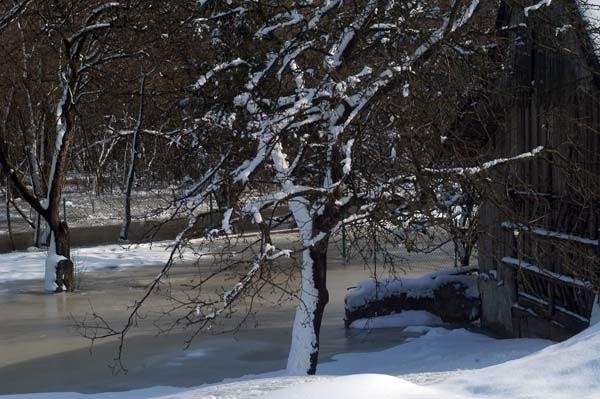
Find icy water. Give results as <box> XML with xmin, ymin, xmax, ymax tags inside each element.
<box><xmin>0</xmin><ymin>236</ymin><xmax>453</xmax><ymax>394</ymax></box>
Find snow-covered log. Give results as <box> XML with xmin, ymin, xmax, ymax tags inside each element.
<box><xmin>345</xmin><ymin>266</ymin><xmax>481</xmax><ymax>327</ymax></box>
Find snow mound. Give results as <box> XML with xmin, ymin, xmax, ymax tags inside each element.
<box><xmin>349</xmin><ymin>310</ymin><xmax>444</xmax><ymax>329</ymax></box>
<box><xmin>264</xmin><ymin>374</ymin><xmax>457</xmax><ymax>399</ymax></box>
<box><xmin>0</xmin><ymin>241</ymin><xmax>200</xmax><ymax>284</ymax></box>
<box><xmin>345</xmin><ymin>266</ymin><xmax>479</xmax><ymax>311</ymax></box>
<box><xmin>435</xmin><ymin>322</ymin><xmax>600</xmax><ymax>398</ymax></box>
<box><xmin>318</xmin><ymin>327</ymin><xmax>549</xmax><ymax>377</ymax></box>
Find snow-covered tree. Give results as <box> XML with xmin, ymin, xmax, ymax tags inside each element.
<box><xmin>76</xmin><ymin>0</ymin><xmax>556</xmax><ymax>375</ymax></box>
<box><xmin>176</xmin><ymin>0</ymin><xmax>496</xmax><ymax>375</ymax></box>
<box><xmin>0</xmin><ymin>1</ymin><xmax>127</xmax><ymax>291</ymax></box>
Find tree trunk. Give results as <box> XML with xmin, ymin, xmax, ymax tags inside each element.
<box><xmin>455</xmin><ymin>239</ymin><xmax>472</xmax><ymax>266</ymax></box>
<box><xmin>5</xmin><ymin>177</ymin><xmax>15</xmax><ymax>250</ymax></box>
<box><xmin>44</xmin><ymin>222</ymin><xmax>74</xmax><ymax>292</ymax></box>
<box><xmin>120</xmin><ymin>75</ymin><xmax>144</xmax><ymax>242</ymax></box>
<box><xmin>286</xmin><ymin>242</ymin><xmax>329</xmax><ymax>375</ymax></box>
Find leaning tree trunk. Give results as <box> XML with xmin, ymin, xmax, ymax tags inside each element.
<box><xmin>44</xmin><ymin>221</ymin><xmax>74</xmax><ymax>292</ymax></box>
<box><xmin>286</xmin><ymin>241</ymin><xmax>329</xmax><ymax>375</ymax></box>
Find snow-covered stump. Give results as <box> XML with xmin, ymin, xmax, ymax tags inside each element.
<box><xmin>344</xmin><ymin>267</ymin><xmax>480</xmax><ymax>327</ymax></box>
<box><xmin>287</xmin><ymin>246</ymin><xmax>329</xmax><ymax>375</ymax></box>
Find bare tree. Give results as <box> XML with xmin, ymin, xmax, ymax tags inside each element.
<box><xmin>78</xmin><ymin>0</ymin><xmax>520</xmax><ymax>375</ymax></box>
<box><xmin>0</xmin><ymin>0</ymin><xmax>35</xmax><ymax>33</ymax></box>
<box><xmin>119</xmin><ymin>75</ymin><xmax>145</xmax><ymax>242</ymax></box>
<box><xmin>0</xmin><ymin>1</ymin><xmax>127</xmax><ymax>291</ymax></box>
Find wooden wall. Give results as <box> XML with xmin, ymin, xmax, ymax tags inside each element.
<box><xmin>479</xmin><ymin>0</ymin><xmax>600</xmax><ymax>340</ymax></box>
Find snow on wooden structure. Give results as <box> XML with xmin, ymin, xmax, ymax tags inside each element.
<box><xmin>344</xmin><ymin>266</ymin><xmax>481</xmax><ymax>327</ymax></box>
<box><xmin>479</xmin><ymin>0</ymin><xmax>600</xmax><ymax>340</ymax></box>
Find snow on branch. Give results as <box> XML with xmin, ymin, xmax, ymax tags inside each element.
<box><xmin>424</xmin><ymin>146</ymin><xmax>544</xmax><ymax>176</ymax></box>
<box><xmin>524</xmin><ymin>0</ymin><xmax>553</xmax><ymax>17</ymax></box>
<box><xmin>68</xmin><ymin>2</ymin><xmax>121</xmax><ymax>43</ymax></box>
<box><xmin>193</xmin><ymin>58</ymin><xmax>248</xmax><ymax>90</ymax></box>
<box><xmin>0</xmin><ymin>0</ymin><xmax>34</xmax><ymax>33</ymax></box>
<box><xmin>256</xmin><ymin>10</ymin><xmax>304</xmax><ymax>38</ymax></box>
<box><xmin>68</xmin><ymin>22</ymin><xmax>112</xmax><ymax>42</ymax></box>
<box><xmin>325</xmin><ymin>0</ymin><xmax>376</xmax><ymax>70</ymax></box>
<box><xmin>197</xmin><ymin>243</ymin><xmax>292</xmax><ymax>320</ymax></box>
<box><xmin>452</xmin><ymin>0</ymin><xmax>480</xmax><ymax>32</ymax></box>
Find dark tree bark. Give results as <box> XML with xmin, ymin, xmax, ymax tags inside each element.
<box><xmin>120</xmin><ymin>75</ymin><xmax>145</xmax><ymax>242</ymax></box>
<box><xmin>53</xmin><ymin>222</ymin><xmax>74</xmax><ymax>292</ymax></box>
<box><xmin>4</xmin><ymin>177</ymin><xmax>15</xmax><ymax>250</ymax></box>
<box><xmin>306</xmin><ymin>243</ymin><xmax>329</xmax><ymax>374</ymax></box>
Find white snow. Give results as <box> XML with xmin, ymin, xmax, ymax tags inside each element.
<box><xmin>264</xmin><ymin>374</ymin><xmax>458</xmax><ymax>399</ymax></box>
<box><xmin>286</xmin><ymin>248</ymin><xmax>319</xmax><ymax>375</ymax></box>
<box><xmin>424</xmin><ymin>146</ymin><xmax>544</xmax><ymax>176</ymax></box>
<box><xmin>345</xmin><ymin>266</ymin><xmax>479</xmax><ymax>312</ymax></box>
<box><xmin>0</xmin><ymin>241</ymin><xmax>198</xmax><ymax>285</ymax></box>
<box><xmin>577</xmin><ymin>1</ymin><xmax>600</xmax><ymax>58</ymax></box>
<box><xmin>524</xmin><ymin>0</ymin><xmax>553</xmax><ymax>17</ymax></box>
<box><xmin>349</xmin><ymin>310</ymin><xmax>444</xmax><ymax>329</ymax></box>
<box><xmin>435</xmin><ymin>322</ymin><xmax>600</xmax><ymax>398</ymax></box>
<box><xmin>501</xmin><ymin>256</ymin><xmax>594</xmax><ymax>288</ymax></box>
<box><xmin>4</xmin><ymin>321</ymin><xmax>600</xmax><ymax>399</ymax></box>
<box><xmin>501</xmin><ymin>221</ymin><xmax>599</xmax><ymax>247</ymax></box>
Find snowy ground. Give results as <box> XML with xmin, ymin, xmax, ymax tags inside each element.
<box><xmin>2</xmin><ymin>321</ymin><xmax>599</xmax><ymax>399</ymax></box>
<box><xmin>1</xmin><ymin>238</ymin><xmax>598</xmax><ymax>398</ymax></box>
<box><xmin>0</xmin><ymin>241</ymin><xmax>198</xmax><ymax>284</ymax></box>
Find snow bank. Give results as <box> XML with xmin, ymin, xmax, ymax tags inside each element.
<box><xmin>0</xmin><ymin>326</ymin><xmax>558</xmax><ymax>399</ymax></box>
<box><xmin>345</xmin><ymin>266</ymin><xmax>479</xmax><ymax>311</ymax></box>
<box><xmin>436</xmin><ymin>321</ymin><xmax>600</xmax><ymax>398</ymax></box>
<box><xmin>318</xmin><ymin>327</ymin><xmax>550</xmax><ymax>377</ymax></box>
<box><xmin>3</xmin><ymin>296</ymin><xmax>600</xmax><ymax>399</ymax></box>
<box><xmin>349</xmin><ymin>310</ymin><xmax>444</xmax><ymax>329</ymax></box>
<box><xmin>0</xmin><ymin>241</ymin><xmax>198</xmax><ymax>284</ymax></box>
<box><xmin>264</xmin><ymin>374</ymin><xmax>457</xmax><ymax>399</ymax></box>
<box><xmin>0</xmin><ymin>387</ymin><xmax>185</xmax><ymax>399</ymax></box>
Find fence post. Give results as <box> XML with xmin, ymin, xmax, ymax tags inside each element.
<box><xmin>63</xmin><ymin>198</ymin><xmax>67</xmax><ymax>224</ymax></box>
<box><xmin>342</xmin><ymin>222</ymin><xmax>347</xmax><ymax>262</ymax></box>
<box><xmin>209</xmin><ymin>193</ymin><xmax>214</xmax><ymax>228</ymax></box>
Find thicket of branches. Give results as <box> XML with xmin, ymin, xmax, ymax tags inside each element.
<box><xmin>1</xmin><ymin>0</ymin><xmax>598</xmax><ymax>376</ymax></box>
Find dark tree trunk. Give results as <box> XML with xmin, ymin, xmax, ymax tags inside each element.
<box><xmin>307</xmin><ymin>243</ymin><xmax>329</xmax><ymax>374</ymax></box>
<box><xmin>120</xmin><ymin>75</ymin><xmax>144</xmax><ymax>242</ymax></box>
<box><xmin>301</xmin><ymin>201</ymin><xmax>339</xmax><ymax>374</ymax></box>
<box><xmin>53</xmin><ymin>222</ymin><xmax>74</xmax><ymax>292</ymax></box>
<box><xmin>5</xmin><ymin>177</ymin><xmax>15</xmax><ymax>250</ymax></box>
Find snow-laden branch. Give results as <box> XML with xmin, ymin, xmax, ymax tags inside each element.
<box><xmin>423</xmin><ymin>146</ymin><xmax>544</xmax><ymax>176</ymax></box>
<box><xmin>194</xmin><ymin>243</ymin><xmax>292</xmax><ymax>322</ymax></box>
<box><xmin>256</xmin><ymin>10</ymin><xmax>304</xmax><ymax>38</ymax></box>
<box><xmin>325</xmin><ymin>0</ymin><xmax>376</xmax><ymax>70</ymax></box>
<box><xmin>0</xmin><ymin>0</ymin><xmax>34</xmax><ymax>33</ymax></box>
<box><xmin>193</xmin><ymin>58</ymin><xmax>248</xmax><ymax>90</ymax></box>
<box><xmin>524</xmin><ymin>0</ymin><xmax>553</xmax><ymax>17</ymax></box>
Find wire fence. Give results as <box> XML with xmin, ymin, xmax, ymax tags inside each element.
<box><xmin>329</xmin><ymin>227</ymin><xmax>477</xmax><ymax>275</ymax></box>
<box><xmin>1</xmin><ymin>189</ymin><xmax>477</xmax><ymax>272</ymax></box>
<box><xmin>0</xmin><ymin>189</ymin><xmax>197</xmax><ymax>233</ymax></box>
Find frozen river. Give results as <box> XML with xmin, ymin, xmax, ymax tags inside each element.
<box><xmin>0</xmin><ymin>235</ymin><xmax>454</xmax><ymax>395</ymax></box>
